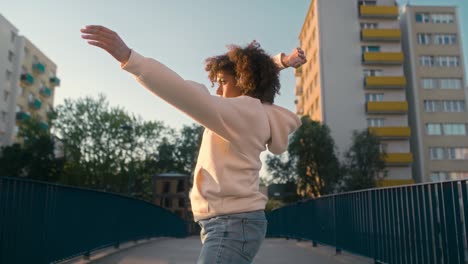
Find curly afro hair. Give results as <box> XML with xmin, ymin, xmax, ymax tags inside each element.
<box><xmin>204</xmin><ymin>41</ymin><xmax>281</xmax><ymax>104</ymax></box>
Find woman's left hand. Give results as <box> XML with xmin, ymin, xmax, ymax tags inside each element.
<box><xmin>81</xmin><ymin>25</ymin><xmax>131</xmax><ymax>65</ymax></box>
<box><xmin>283</xmin><ymin>48</ymin><xmax>307</xmax><ymax>68</ymax></box>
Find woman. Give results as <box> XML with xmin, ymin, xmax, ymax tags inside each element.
<box><xmin>81</xmin><ymin>25</ymin><xmax>306</xmax><ymax>264</ymax></box>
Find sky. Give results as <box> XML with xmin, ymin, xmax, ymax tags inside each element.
<box><xmin>1</xmin><ymin>0</ymin><xmax>467</xmax><ymax>130</ymax></box>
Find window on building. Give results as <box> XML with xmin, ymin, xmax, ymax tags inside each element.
<box><xmin>367</xmin><ymin>118</ymin><xmax>385</xmax><ymax>127</ymax></box>
<box><xmin>360</xmin><ymin>23</ymin><xmax>378</xmax><ymax>29</ymax></box>
<box><xmin>421</xmin><ymin>78</ymin><xmax>437</xmax><ymax>89</ymax></box>
<box><xmin>426</xmin><ymin>123</ymin><xmax>442</xmax><ymax>135</ymax></box>
<box><xmin>443</xmin><ymin>101</ymin><xmax>465</xmax><ymax>112</ymax></box>
<box><xmin>10</xmin><ymin>31</ymin><xmax>16</xmax><ymax>43</ymax></box>
<box><xmin>424</xmin><ymin>100</ymin><xmax>439</xmax><ymax>112</ymax></box>
<box><xmin>415</xmin><ymin>13</ymin><xmax>430</xmax><ymax>23</ymax></box>
<box><xmin>24</xmin><ymin>47</ymin><xmax>29</xmax><ymax>57</ymax></box>
<box><xmin>176</xmin><ymin>180</ymin><xmax>185</xmax><ymax>193</ymax></box>
<box><xmin>178</xmin><ymin>198</ymin><xmax>186</xmax><ymax>208</ymax></box>
<box><xmin>3</xmin><ymin>90</ymin><xmax>9</xmax><ymax>102</ymax></box>
<box><xmin>429</xmin><ymin>147</ymin><xmax>444</xmax><ymax>160</ymax></box>
<box><xmin>359</xmin><ymin>0</ymin><xmax>377</xmax><ymax>6</ymax></box>
<box><xmin>434</xmin><ymin>56</ymin><xmax>459</xmax><ymax>67</ymax></box>
<box><xmin>6</xmin><ymin>70</ymin><xmax>12</xmax><ymax>81</ymax></box>
<box><xmin>448</xmin><ymin>172</ymin><xmax>468</xmax><ymax>180</ymax></box>
<box><xmin>419</xmin><ymin>56</ymin><xmax>433</xmax><ymax>66</ymax></box>
<box><xmin>431</xmin><ymin>13</ymin><xmax>454</xmax><ymax>24</ymax></box>
<box><xmin>1</xmin><ymin>111</ymin><xmax>7</xmax><ymax>122</ymax></box>
<box><xmin>447</xmin><ymin>148</ymin><xmax>468</xmax><ymax>160</ymax></box>
<box><xmin>162</xmin><ymin>181</ymin><xmax>171</xmax><ymax>193</ymax></box>
<box><xmin>417</xmin><ymin>33</ymin><xmax>431</xmax><ymax>45</ymax></box>
<box><xmin>443</xmin><ymin>124</ymin><xmax>466</xmax><ymax>135</ymax></box>
<box><xmin>363</xmin><ymin>69</ymin><xmax>382</xmax><ymax>77</ymax></box>
<box><xmin>440</xmin><ymin>78</ymin><xmax>462</xmax><ymax>89</ymax></box>
<box><xmin>431</xmin><ymin>171</ymin><xmax>447</xmax><ymax>182</ymax></box>
<box><xmin>8</xmin><ymin>51</ymin><xmax>14</xmax><ymax>62</ymax></box>
<box><xmin>434</xmin><ymin>34</ymin><xmax>457</xmax><ymax>45</ymax></box>
<box><xmin>28</xmin><ymin>93</ymin><xmax>34</xmax><ymax>103</ymax></box>
<box><xmin>164</xmin><ymin>197</ymin><xmax>172</xmax><ymax>208</ymax></box>
<box><xmin>16</xmin><ymin>105</ymin><xmax>22</xmax><ymax>112</ymax></box>
<box><xmin>365</xmin><ymin>93</ymin><xmax>383</xmax><ymax>102</ymax></box>
<box><xmin>362</xmin><ymin>46</ymin><xmax>380</xmax><ymax>53</ymax></box>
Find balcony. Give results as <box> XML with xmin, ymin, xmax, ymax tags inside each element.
<box><xmin>50</xmin><ymin>76</ymin><xmax>61</xmax><ymax>86</ymax></box>
<box><xmin>359</xmin><ymin>5</ymin><xmax>399</xmax><ymax>19</ymax></box>
<box><xmin>33</xmin><ymin>63</ymin><xmax>45</xmax><ymax>74</ymax></box>
<box><xmin>362</xmin><ymin>52</ymin><xmax>404</xmax><ymax>65</ymax></box>
<box><xmin>40</xmin><ymin>87</ymin><xmax>52</xmax><ymax>97</ymax></box>
<box><xmin>361</xmin><ymin>29</ymin><xmax>401</xmax><ymax>42</ymax></box>
<box><xmin>16</xmin><ymin>111</ymin><xmax>31</xmax><ymax>121</ymax></box>
<box><xmin>39</xmin><ymin>122</ymin><xmax>49</xmax><ymax>130</ymax></box>
<box><xmin>364</xmin><ymin>76</ymin><xmax>406</xmax><ymax>89</ymax></box>
<box><xmin>383</xmin><ymin>153</ymin><xmax>413</xmax><ymax>166</ymax></box>
<box><xmin>29</xmin><ymin>98</ymin><xmax>42</xmax><ymax>110</ymax></box>
<box><xmin>366</xmin><ymin>101</ymin><xmax>408</xmax><ymax>114</ymax></box>
<box><xmin>20</xmin><ymin>73</ymin><xmax>35</xmax><ymax>86</ymax></box>
<box><xmin>368</xmin><ymin>127</ymin><xmax>411</xmax><ymax>139</ymax></box>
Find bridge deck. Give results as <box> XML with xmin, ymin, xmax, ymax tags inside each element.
<box><xmin>86</xmin><ymin>236</ymin><xmax>373</xmax><ymax>264</ymax></box>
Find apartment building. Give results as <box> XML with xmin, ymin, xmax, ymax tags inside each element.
<box><xmin>153</xmin><ymin>173</ymin><xmax>191</xmax><ymax>221</ymax></box>
<box><xmin>401</xmin><ymin>6</ymin><xmax>468</xmax><ymax>182</ymax></box>
<box><xmin>0</xmin><ymin>14</ymin><xmax>60</xmax><ymax>147</ymax></box>
<box><xmin>295</xmin><ymin>0</ymin><xmax>413</xmax><ymax>187</ymax></box>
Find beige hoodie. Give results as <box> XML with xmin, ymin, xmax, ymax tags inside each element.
<box><xmin>122</xmin><ymin>51</ymin><xmax>301</xmax><ymax>221</ymax></box>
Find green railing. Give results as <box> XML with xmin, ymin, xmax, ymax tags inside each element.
<box><xmin>267</xmin><ymin>180</ymin><xmax>467</xmax><ymax>264</ymax></box>
<box><xmin>0</xmin><ymin>177</ymin><xmax>188</xmax><ymax>264</ymax></box>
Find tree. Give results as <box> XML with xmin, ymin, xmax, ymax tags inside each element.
<box><xmin>340</xmin><ymin>130</ymin><xmax>387</xmax><ymax>192</ymax></box>
<box><xmin>174</xmin><ymin>124</ymin><xmax>204</xmax><ymax>175</ymax></box>
<box><xmin>288</xmin><ymin>116</ymin><xmax>341</xmax><ymax>198</ymax></box>
<box><xmin>265</xmin><ymin>152</ymin><xmax>296</xmax><ymax>184</ymax></box>
<box><xmin>52</xmin><ymin>94</ymin><xmax>169</xmax><ymax>195</ymax></box>
<box><xmin>0</xmin><ymin>115</ymin><xmax>63</xmax><ymax>181</ymax></box>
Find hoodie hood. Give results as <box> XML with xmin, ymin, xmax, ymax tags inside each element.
<box><xmin>263</xmin><ymin>104</ymin><xmax>301</xmax><ymax>154</ymax></box>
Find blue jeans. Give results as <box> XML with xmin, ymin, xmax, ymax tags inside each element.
<box><xmin>197</xmin><ymin>210</ymin><xmax>267</xmax><ymax>264</ymax></box>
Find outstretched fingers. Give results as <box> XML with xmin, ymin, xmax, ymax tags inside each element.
<box><xmin>80</xmin><ymin>25</ymin><xmax>131</xmax><ymax>64</ymax></box>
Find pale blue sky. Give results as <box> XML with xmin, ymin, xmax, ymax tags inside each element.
<box><xmin>1</xmin><ymin>0</ymin><xmax>466</xmax><ymax>129</ymax></box>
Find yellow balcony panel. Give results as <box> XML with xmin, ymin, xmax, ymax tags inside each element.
<box><xmin>366</xmin><ymin>101</ymin><xmax>408</xmax><ymax>114</ymax></box>
<box><xmin>369</xmin><ymin>127</ymin><xmax>411</xmax><ymax>139</ymax></box>
<box><xmin>383</xmin><ymin>153</ymin><xmax>413</xmax><ymax>166</ymax></box>
<box><xmin>377</xmin><ymin>179</ymin><xmax>415</xmax><ymax>187</ymax></box>
<box><xmin>361</xmin><ymin>29</ymin><xmax>401</xmax><ymax>42</ymax></box>
<box><xmin>359</xmin><ymin>5</ymin><xmax>399</xmax><ymax>19</ymax></box>
<box><xmin>365</xmin><ymin>76</ymin><xmax>406</xmax><ymax>89</ymax></box>
<box><xmin>363</xmin><ymin>52</ymin><xmax>404</xmax><ymax>65</ymax></box>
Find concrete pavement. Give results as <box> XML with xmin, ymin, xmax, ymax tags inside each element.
<box><xmin>88</xmin><ymin>237</ymin><xmax>374</xmax><ymax>264</ymax></box>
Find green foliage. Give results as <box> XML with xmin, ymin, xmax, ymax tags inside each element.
<box><xmin>0</xmin><ymin>95</ymin><xmax>195</xmax><ymax>202</ymax></box>
<box><xmin>0</xmin><ymin>116</ymin><xmax>63</xmax><ymax>181</ymax></box>
<box><xmin>265</xmin><ymin>152</ymin><xmax>296</xmax><ymax>184</ymax></box>
<box><xmin>340</xmin><ymin>130</ymin><xmax>387</xmax><ymax>192</ymax></box>
<box><xmin>288</xmin><ymin>116</ymin><xmax>341</xmax><ymax>198</ymax></box>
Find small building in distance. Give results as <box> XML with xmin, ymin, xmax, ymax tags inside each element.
<box><xmin>153</xmin><ymin>173</ymin><xmax>191</xmax><ymax>221</ymax></box>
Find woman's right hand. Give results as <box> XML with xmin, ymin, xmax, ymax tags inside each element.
<box><xmin>81</xmin><ymin>25</ymin><xmax>131</xmax><ymax>65</ymax></box>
